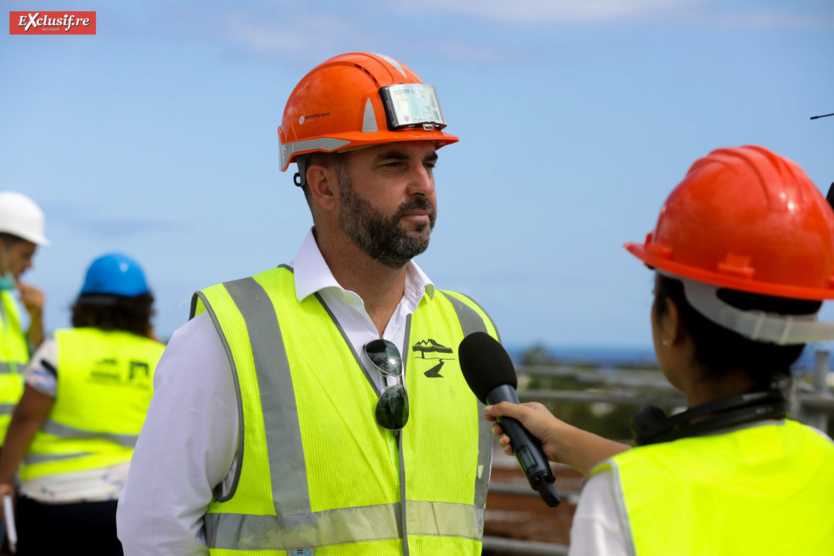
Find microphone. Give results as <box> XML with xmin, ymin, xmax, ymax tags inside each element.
<box><xmin>459</xmin><ymin>332</ymin><xmax>560</xmax><ymax>507</ymax></box>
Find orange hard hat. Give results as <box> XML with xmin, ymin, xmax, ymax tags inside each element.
<box><xmin>625</xmin><ymin>145</ymin><xmax>834</xmax><ymax>300</ymax></box>
<box><xmin>278</xmin><ymin>52</ymin><xmax>459</xmax><ymax>172</ymax></box>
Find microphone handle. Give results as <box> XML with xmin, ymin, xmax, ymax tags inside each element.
<box><xmin>487</xmin><ymin>385</ymin><xmax>560</xmax><ymax>507</ymax></box>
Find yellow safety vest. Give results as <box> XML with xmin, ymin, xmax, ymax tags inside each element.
<box><xmin>0</xmin><ymin>290</ymin><xmax>28</xmax><ymax>445</ymax></box>
<box><xmin>192</xmin><ymin>265</ymin><xmax>499</xmax><ymax>556</ymax></box>
<box><xmin>20</xmin><ymin>328</ymin><xmax>164</xmax><ymax>480</ymax></box>
<box><xmin>588</xmin><ymin>420</ymin><xmax>834</xmax><ymax>555</ymax></box>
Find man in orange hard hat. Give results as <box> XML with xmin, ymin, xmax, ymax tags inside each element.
<box><xmin>119</xmin><ymin>53</ymin><xmax>501</xmax><ymax>555</ymax></box>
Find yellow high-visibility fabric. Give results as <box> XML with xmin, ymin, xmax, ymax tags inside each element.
<box><xmin>589</xmin><ymin>420</ymin><xmax>834</xmax><ymax>555</ymax></box>
<box><xmin>197</xmin><ymin>267</ymin><xmax>496</xmax><ymax>555</ymax></box>
<box><xmin>20</xmin><ymin>328</ymin><xmax>164</xmax><ymax>480</ymax></box>
<box><xmin>0</xmin><ymin>290</ymin><xmax>28</xmax><ymax>444</ymax></box>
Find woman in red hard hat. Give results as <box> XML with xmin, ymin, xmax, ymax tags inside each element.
<box><xmin>487</xmin><ymin>145</ymin><xmax>834</xmax><ymax>555</ymax></box>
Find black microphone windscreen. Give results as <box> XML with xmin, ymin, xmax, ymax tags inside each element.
<box><xmin>458</xmin><ymin>331</ymin><xmax>518</xmax><ymax>404</ymax></box>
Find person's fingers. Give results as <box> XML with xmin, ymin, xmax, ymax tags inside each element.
<box><xmin>17</xmin><ymin>282</ymin><xmax>44</xmax><ymax>309</ymax></box>
<box><xmin>484</xmin><ymin>401</ymin><xmax>530</xmax><ymax>421</ymax></box>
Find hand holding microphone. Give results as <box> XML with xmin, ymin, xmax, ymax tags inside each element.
<box><xmin>459</xmin><ymin>332</ymin><xmax>561</xmax><ymax>507</ymax></box>
<box><xmin>485</xmin><ymin>401</ymin><xmax>565</xmax><ymax>459</ymax></box>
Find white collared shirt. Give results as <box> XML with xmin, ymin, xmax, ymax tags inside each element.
<box><xmin>116</xmin><ymin>229</ymin><xmax>435</xmax><ymax>555</ymax></box>
<box><xmin>293</xmin><ymin>229</ymin><xmax>435</xmax><ymax>390</ymax></box>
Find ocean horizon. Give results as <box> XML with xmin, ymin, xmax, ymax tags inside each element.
<box><xmin>505</xmin><ymin>344</ymin><xmax>833</xmax><ymax>372</ymax></box>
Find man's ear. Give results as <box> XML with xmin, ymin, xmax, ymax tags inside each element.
<box><xmin>661</xmin><ymin>296</ymin><xmax>688</xmax><ymax>346</ymax></box>
<box><xmin>306</xmin><ymin>163</ymin><xmax>339</xmax><ymax>212</ymax></box>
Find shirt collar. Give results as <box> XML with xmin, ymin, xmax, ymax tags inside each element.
<box><xmin>290</xmin><ymin>228</ymin><xmax>436</xmax><ymax>303</ymax></box>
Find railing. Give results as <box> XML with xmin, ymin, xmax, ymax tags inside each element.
<box><xmin>482</xmin><ymin>350</ymin><xmax>834</xmax><ymax>554</ymax></box>
<box><xmin>515</xmin><ymin>351</ymin><xmax>834</xmax><ymax>429</ymax></box>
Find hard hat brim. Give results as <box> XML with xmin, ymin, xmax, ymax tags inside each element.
<box><xmin>625</xmin><ymin>242</ymin><xmax>834</xmax><ymax>301</ymax></box>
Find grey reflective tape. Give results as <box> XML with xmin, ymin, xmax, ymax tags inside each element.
<box><xmin>0</xmin><ymin>362</ymin><xmax>25</xmax><ymax>375</ymax></box>
<box><xmin>192</xmin><ymin>290</ymin><xmax>246</xmax><ymax>502</ymax></box>
<box><xmin>440</xmin><ymin>292</ymin><xmax>493</xmax><ymax>508</ymax></box>
<box><xmin>0</xmin><ymin>404</ymin><xmax>15</xmax><ymax>415</ymax></box>
<box><xmin>400</xmin><ymin>316</ymin><xmax>411</xmax><ymax>553</ymax></box>
<box><xmin>205</xmin><ymin>500</ymin><xmax>481</xmax><ymax>550</ymax></box>
<box><xmin>39</xmin><ymin>420</ymin><xmax>138</xmax><ymax>447</ymax></box>
<box><xmin>206</xmin><ymin>503</ymin><xmax>400</xmax><ymax>550</ymax></box>
<box><xmin>406</xmin><ymin>500</ymin><xmax>484</xmax><ymax>539</ymax></box>
<box><xmin>372</xmin><ymin>53</ymin><xmax>407</xmax><ymax>79</ymax></box>
<box><xmin>363</xmin><ymin>98</ymin><xmax>378</xmax><ymax>133</ymax></box>
<box><xmin>224</xmin><ymin>276</ymin><xmax>310</xmax><ymax>518</ymax></box>
<box><xmin>443</xmin><ymin>293</ymin><xmax>487</xmax><ymax>338</ymax></box>
<box><xmin>446</xmin><ymin>292</ymin><xmax>501</xmax><ymax>344</ymax></box>
<box><xmin>280</xmin><ymin>137</ymin><xmax>351</xmax><ymax>171</ymax></box>
<box><xmin>24</xmin><ymin>452</ymin><xmax>92</xmax><ymax>465</ymax></box>
<box><xmin>315</xmin><ymin>292</ymin><xmax>381</xmax><ymax>397</ymax></box>
<box><xmin>398</xmin><ymin>432</ymin><xmax>409</xmax><ymax>556</ymax></box>
<box><xmin>401</xmin><ymin>315</ymin><xmax>412</xmax><ymax>383</ymax></box>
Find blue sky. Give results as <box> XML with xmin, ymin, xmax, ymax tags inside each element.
<box><xmin>2</xmin><ymin>0</ymin><xmax>833</xmax><ymax>352</ymax></box>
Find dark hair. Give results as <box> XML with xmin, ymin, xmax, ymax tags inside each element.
<box><xmin>0</xmin><ymin>233</ymin><xmax>25</xmax><ymax>247</ymax></box>
<box><xmin>300</xmin><ymin>152</ymin><xmax>348</xmax><ymax>209</ymax></box>
<box><xmin>71</xmin><ymin>293</ymin><xmax>155</xmax><ymax>338</ymax></box>
<box><xmin>653</xmin><ymin>274</ymin><xmax>821</xmax><ymax>389</ymax></box>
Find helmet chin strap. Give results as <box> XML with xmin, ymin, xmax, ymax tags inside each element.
<box><xmin>293</xmin><ymin>156</ymin><xmax>308</xmax><ymax>188</ymax></box>
<box><xmin>659</xmin><ymin>270</ymin><xmax>834</xmax><ymax>345</ymax></box>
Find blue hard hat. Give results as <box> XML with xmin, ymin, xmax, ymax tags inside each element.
<box><xmin>80</xmin><ymin>253</ymin><xmax>149</xmax><ymax>297</ymax></box>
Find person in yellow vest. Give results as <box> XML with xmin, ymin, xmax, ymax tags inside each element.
<box><xmin>117</xmin><ymin>52</ymin><xmax>500</xmax><ymax>555</ymax></box>
<box><xmin>0</xmin><ymin>253</ymin><xmax>164</xmax><ymax>555</ymax></box>
<box><xmin>0</xmin><ymin>192</ymin><xmax>49</xmax><ymax>452</ymax></box>
<box><xmin>486</xmin><ymin>145</ymin><xmax>834</xmax><ymax>556</ymax></box>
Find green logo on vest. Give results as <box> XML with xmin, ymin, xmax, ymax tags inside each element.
<box><xmin>412</xmin><ymin>339</ymin><xmax>455</xmax><ymax>378</ymax></box>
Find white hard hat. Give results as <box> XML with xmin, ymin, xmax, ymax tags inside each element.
<box><xmin>0</xmin><ymin>192</ymin><xmax>50</xmax><ymax>246</ymax></box>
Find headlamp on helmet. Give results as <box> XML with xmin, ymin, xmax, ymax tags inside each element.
<box><xmin>379</xmin><ymin>84</ymin><xmax>447</xmax><ymax>131</ymax></box>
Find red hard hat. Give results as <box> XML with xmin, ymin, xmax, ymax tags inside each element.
<box><xmin>278</xmin><ymin>52</ymin><xmax>459</xmax><ymax>172</ymax></box>
<box><xmin>625</xmin><ymin>145</ymin><xmax>834</xmax><ymax>300</ymax></box>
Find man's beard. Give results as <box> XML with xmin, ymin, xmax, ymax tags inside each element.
<box><xmin>337</xmin><ymin>168</ymin><xmax>437</xmax><ymax>269</ymax></box>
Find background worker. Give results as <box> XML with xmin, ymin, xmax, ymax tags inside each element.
<box><xmin>487</xmin><ymin>146</ymin><xmax>834</xmax><ymax>555</ymax></box>
<box><xmin>0</xmin><ymin>192</ymin><xmax>49</xmax><ymax>449</ymax></box>
<box><xmin>0</xmin><ymin>253</ymin><xmax>164</xmax><ymax>555</ymax></box>
<box><xmin>117</xmin><ymin>52</ymin><xmax>499</xmax><ymax>555</ymax></box>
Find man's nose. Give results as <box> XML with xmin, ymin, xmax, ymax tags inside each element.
<box><xmin>408</xmin><ymin>164</ymin><xmax>435</xmax><ymax>197</ymax></box>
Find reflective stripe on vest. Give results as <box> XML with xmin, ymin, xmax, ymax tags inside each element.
<box><xmin>20</xmin><ymin>328</ymin><xmax>163</xmax><ymax>480</ymax></box>
<box><xmin>205</xmin><ymin>500</ymin><xmax>482</xmax><ymax>550</ymax></box>
<box><xmin>587</xmin><ymin>420</ymin><xmax>834</xmax><ymax>555</ymax></box>
<box><xmin>36</xmin><ymin>419</ymin><xmax>138</xmax><ymax>447</ymax></box>
<box><xmin>0</xmin><ymin>362</ymin><xmax>26</xmax><ymax>374</ymax></box>
<box><xmin>193</xmin><ymin>266</ymin><xmax>498</xmax><ymax>554</ymax></box>
<box><xmin>0</xmin><ymin>291</ymin><xmax>28</xmax><ymax>444</ymax></box>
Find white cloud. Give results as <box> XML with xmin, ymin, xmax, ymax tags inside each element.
<box><xmin>694</xmin><ymin>12</ymin><xmax>834</xmax><ymax>30</ymax></box>
<box><xmin>386</xmin><ymin>0</ymin><xmax>834</xmax><ymax>29</ymax></box>
<box><xmin>388</xmin><ymin>0</ymin><xmax>704</xmax><ymax>25</ymax></box>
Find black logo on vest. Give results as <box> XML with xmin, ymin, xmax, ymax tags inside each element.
<box><xmin>412</xmin><ymin>339</ymin><xmax>454</xmax><ymax>378</ymax></box>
